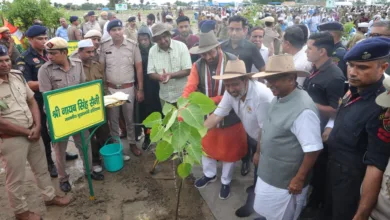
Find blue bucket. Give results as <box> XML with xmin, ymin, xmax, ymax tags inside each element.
<box><xmin>99</xmin><ymin>137</ymin><xmax>123</xmax><ymax>172</ymax></box>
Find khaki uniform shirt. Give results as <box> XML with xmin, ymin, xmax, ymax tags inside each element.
<box><xmin>263</xmin><ymin>27</ymin><xmax>279</xmax><ymax>56</ymax></box>
<box><xmin>99</xmin><ymin>19</ymin><xmax>107</xmax><ymax>31</ymax></box>
<box><xmin>0</xmin><ymin>70</ymin><xmax>34</xmax><ymax>129</ymax></box>
<box><xmin>83</xmin><ymin>21</ymin><xmax>101</xmax><ymax>36</ymax></box>
<box><xmin>38</xmin><ymin>58</ymin><xmax>85</xmax><ymax>92</ymax></box>
<box><xmin>67</xmin><ymin>25</ymin><xmax>82</xmax><ymax>41</ymax></box>
<box><xmin>370</xmin><ymin>158</ymin><xmax>390</xmax><ymax>220</ymax></box>
<box><xmin>124</xmin><ymin>26</ymin><xmax>138</xmax><ymax>42</ymax></box>
<box><xmin>0</xmin><ymin>39</ymin><xmax>21</xmax><ymax>66</ymax></box>
<box><xmin>99</xmin><ymin>38</ymin><xmax>142</xmax><ymax>85</ymax></box>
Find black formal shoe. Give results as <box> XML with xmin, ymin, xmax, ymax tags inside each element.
<box><xmin>235</xmin><ymin>190</ymin><xmax>255</xmax><ymax>217</ymax></box>
<box><xmin>65</xmin><ymin>152</ymin><xmax>78</xmax><ymax>161</ymax></box>
<box><xmin>241</xmin><ymin>161</ymin><xmax>250</xmax><ymax>176</ymax></box>
<box><xmin>48</xmin><ymin>164</ymin><xmax>58</xmax><ymax>178</ymax></box>
<box><xmin>60</xmin><ymin>181</ymin><xmax>72</xmax><ymax>193</ymax></box>
<box><xmin>87</xmin><ymin>171</ymin><xmax>104</xmax><ymax>181</ymax></box>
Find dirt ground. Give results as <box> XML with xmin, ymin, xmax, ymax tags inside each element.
<box><xmin>0</xmin><ymin>140</ymin><xmax>215</xmax><ymax>220</ymax></box>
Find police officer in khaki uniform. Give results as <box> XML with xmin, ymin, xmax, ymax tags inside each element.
<box><xmin>125</xmin><ymin>16</ymin><xmax>138</xmax><ymax>42</ymax></box>
<box><xmin>370</xmin><ymin>77</ymin><xmax>390</xmax><ymax>220</ymax></box>
<box><xmin>38</xmin><ymin>37</ymin><xmax>104</xmax><ymax>193</ymax></box>
<box><xmin>0</xmin><ymin>27</ymin><xmax>20</xmax><ymax>67</ymax></box>
<box><xmin>99</xmin><ymin>20</ymin><xmax>144</xmax><ymax>157</ymax></box>
<box><xmin>67</xmin><ymin>16</ymin><xmax>82</xmax><ymax>41</ymax></box>
<box><xmin>0</xmin><ymin>45</ymin><xmax>70</xmax><ymax>220</ymax></box>
<box><xmin>16</xmin><ymin>25</ymin><xmax>78</xmax><ymax>179</ymax></box>
<box><xmin>73</xmin><ymin>39</ymin><xmax>110</xmax><ymax>173</ymax></box>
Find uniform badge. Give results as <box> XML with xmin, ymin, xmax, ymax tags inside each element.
<box><xmin>32</xmin><ymin>58</ymin><xmax>40</xmax><ymax>64</ymax></box>
<box><xmin>247</xmin><ymin>106</ymin><xmax>252</xmax><ymax>113</ymax></box>
<box><xmin>46</xmin><ymin>42</ymin><xmax>54</xmax><ymax>49</ymax></box>
<box><xmin>378</xmin><ymin>118</ymin><xmax>390</xmax><ymax>143</ymax></box>
<box><xmin>18</xmin><ymin>65</ymin><xmax>25</xmax><ymax>72</ymax></box>
<box><xmin>362</xmin><ymin>52</ymin><xmax>371</xmax><ymax>60</ymax></box>
<box><xmin>384</xmin><ymin>119</ymin><xmax>390</xmax><ymax>132</ymax></box>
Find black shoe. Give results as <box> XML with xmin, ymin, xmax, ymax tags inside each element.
<box><xmin>235</xmin><ymin>190</ymin><xmax>255</xmax><ymax>217</ymax></box>
<box><xmin>219</xmin><ymin>184</ymin><xmax>230</xmax><ymax>200</ymax></box>
<box><xmin>254</xmin><ymin>217</ymin><xmax>266</xmax><ymax>220</ymax></box>
<box><xmin>241</xmin><ymin>160</ymin><xmax>250</xmax><ymax>176</ymax></box>
<box><xmin>142</xmin><ymin>137</ymin><xmax>151</xmax><ymax>150</ymax></box>
<box><xmin>65</xmin><ymin>152</ymin><xmax>78</xmax><ymax>161</ymax></box>
<box><xmin>60</xmin><ymin>181</ymin><xmax>71</xmax><ymax>193</ymax></box>
<box><xmin>48</xmin><ymin>164</ymin><xmax>58</xmax><ymax>178</ymax></box>
<box><xmin>88</xmin><ymin>171</ymin><xmax>104</xmax><ymax>181</ymax></box>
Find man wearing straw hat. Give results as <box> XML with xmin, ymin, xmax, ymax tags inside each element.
<box><xmin>38</xmin><ymin>37</ymin><xmax>104</xmax><ymax>193</ymax></box>
<box><xmin>369</xmin><ymin>77</ymin><xmax>390</xmax><ymax>220</ymax></box>
<box><xmin>204</xmin><ymin>59</ymin><xmax>274</xmax><ymax>217</ymax></box>
<box><xmin>322</xmin><ymin>37</ymin><xmax>390</xmax><ymax>220</ymax></box>
<box><xmin>183</xmin><ymin>31</ymin><xmax>247</xmax><ymax>200</ymax></box>
<box><xmin>251</xmin><ymin>54</ymin><xmax>323</xmax><ymax>220</ymax></box>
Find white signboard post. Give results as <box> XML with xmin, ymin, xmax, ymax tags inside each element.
<box><xmin>115</xmin><ymin>4</ymin><xmax>128</xmax><ymax>11</ymax></box>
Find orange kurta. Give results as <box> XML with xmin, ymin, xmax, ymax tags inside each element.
<box><xmin>183</xmin><ymin>62</ymin><xmax>247</xmax><ymax>162</ymax></box>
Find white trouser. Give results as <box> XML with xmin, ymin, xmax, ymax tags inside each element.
<box><xmin>254</xmin><ymin>176</ymin><xmax>309</xmax><ymax>220</ymax></box>
<box><xmin>202</xmin><ymin>155</ymin><xmax>235</xmax><ymax>185</ymax></box>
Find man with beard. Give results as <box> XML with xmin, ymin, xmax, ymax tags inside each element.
<box><xmin>204</xmin><ymin>59</ymin><xmax>273</xmax><ymax>217</ymax></box>
<box><xmin>173</xmin><ymin>16</ymin><xmax>199</xmax><ymax>63</ymax></box>
<box><xmin>183</xmin><ymin>31</ymin><xmax>247</xmax><ymax>200</ymax></box>
<box><xmin>221</xmin><ymin>15</ymin><xmax>266</xmax><ymax>177</ymax></box>
<box><xmin>73</xmin><ymin>39</ymin><xmax>109</xmax><ymax>173</ymax></box>
<box><xmin>135</xmin><ymin>25</ymin><xmax>162</xmax><ymax>150</ymax></box>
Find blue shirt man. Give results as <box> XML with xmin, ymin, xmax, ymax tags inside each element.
<box><xmin>55</xmin><ymin>18</ymin><xmax>69</xmax><ymax>41</ymax></box>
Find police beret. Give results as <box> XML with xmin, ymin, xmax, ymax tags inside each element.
<box><xmin>69</xmin><ymin>16</ymin><xmax>78</xmax><ymax>23</ymax></box>
<box><xmin>25</xmin><ymin>25</ymin><xmax>47</xmax><ymax>38</ymax></box>
<box><xmin>84</xmin><ymin>30</ymin><xmax>102</xmax><ymax>38</ymax></box>
<box><xmin>318</xmin><ymin>22</ymin><xmax>344</xmax><ymax>32</ymax></box>
<box><xmin>107</xmin><ymin>19</ymin><xmax>123</xmax><ymax>32</ymax></box>
<box><xmin>128</xmin><ymin>16</ymin><xmax>136</xmax><ymax>22</ymax></box>
<box><xmin>0</xmin><ymin>27</ymin><xmax>10</xmax><ymax>34</ymax></box>
<box><xmin>87</xmin><ymin>11</ymin><xmax>97</xmax><ymax>17</ymax></box>
<box><xmin>0</xmin><ymin>45</ymin><xmax>8</xmax><ymax>57</ymax></box>
<box><xmin>344</xmin><ymin>37</ymin><xmax>390</xmax><ymax>62</ymax></box>
<box><xmin>45</xmin><ymin>37</ymin><xmax>68</xmax><ymax>50</ymax></box>
<box><xmin>201</xmin><ymin>20</ymin><xmax>216</xmax><ymax>33</ymax></box>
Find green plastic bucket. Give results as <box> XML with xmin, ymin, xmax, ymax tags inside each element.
<box><xmin>99</xmin><ymin>137</ymin><xmax>123</xmax><ymax>172</ymax></box>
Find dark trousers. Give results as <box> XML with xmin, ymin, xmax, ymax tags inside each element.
<box><xmin>90</xmin><ymin>122</ymin><xmax>111</xmax><ymax>165</ymax></box>
<box><xmin>37</xmin><ymin>98</ymin><xmax>54</xmax><ymax>166</ymax></box>
<box><xmin>321</xmin><ymin>160</ymin><xmax>364</xmax><ymax>220</ymax></box>
<box><xmin>247</xmin><ymin>135</ymin><xmax>258</xmax><ymax>185</ymax></box>
<box><xmin>308</xmin><ymin>145</ymin><xmax>329</xmax><ymax>207</ymax></box>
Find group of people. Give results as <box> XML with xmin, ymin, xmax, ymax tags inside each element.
<box><xmin>0</xmin><ymin>7</ymin><xmax>390</xmax><ymax>220</ymax></box>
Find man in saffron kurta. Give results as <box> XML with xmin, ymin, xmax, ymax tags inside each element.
<box><xmin>183</xmin><ymin>31</ymin><xmax>247</xmax><ymax>200</ymax></box>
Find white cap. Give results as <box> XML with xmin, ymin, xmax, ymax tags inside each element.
<box><xmin>358</xmin><ymin>22</ymin><xmax>369</xmax><ymax>28</ymax></box>
<box><xmin>278</xmin><ymin>17</ymin><xmax>284</xmax><ymax>21</ymax></box>
<box><xmin>166</xmin><ymin>15</ymin><xmax>173</xmax><ymax>19</ymax></box>
<box><xmin>295</xmin><ymin>16</ymin><xmax>301</xmax><ymax>20</ymax></box>
<box><xmin>78</xmin><ymin>39</ymin><xmax>94</xmax><ymax>48</ymax></box>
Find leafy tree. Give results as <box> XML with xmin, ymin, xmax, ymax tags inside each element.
<box><xmin>3</xmin><ymin>0</ymin><xmax>66</xmax><ymax>32</ymax></box>
<box><xmin>64</xmin><ymin>3</ymin><xmax>72</xmax><ymax>9</ymax></box>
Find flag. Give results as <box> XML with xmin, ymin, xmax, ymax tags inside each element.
<box><xmin>2</xmin><ymin>17</ymin><xmax>23</xmax><ymax>41</ymax></box>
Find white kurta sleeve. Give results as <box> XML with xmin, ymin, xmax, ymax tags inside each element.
<box><xmin>291</xmin><ymin>109</ymin><xmax>324</xmax><ymax>153</ymax></box>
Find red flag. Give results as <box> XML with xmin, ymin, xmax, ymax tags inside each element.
<box><xmin>2</xmin><ymin>18</ymin><xmax>18</xmax><ymax>34</ymax></box>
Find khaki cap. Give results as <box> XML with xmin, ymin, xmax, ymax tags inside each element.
<box><xmin>252</xmin><ymin>55</ymin><xmax>309</xmax><ymax>79</ymax></box>
<box><xmin>45</xmin><ymin>37</ymin><xmax>68</xmax><ymax>50</ymax></box>
<box><xmin>212</xmin><ymin>59</ymin><xmax>255</xmax><ymax>80</ymax></box>
<box><xmin>0</xmin><ymin>27</ymin><xmax>10</xmax><ymax>34</ymax></box>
